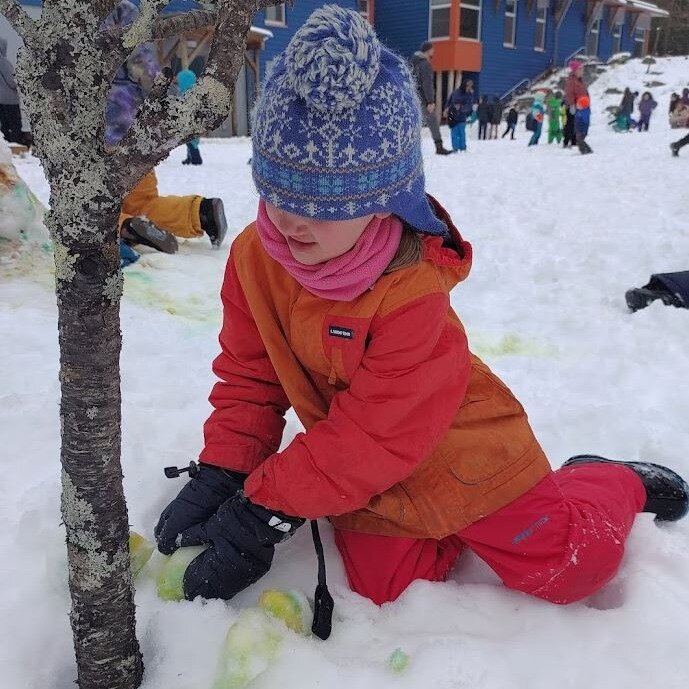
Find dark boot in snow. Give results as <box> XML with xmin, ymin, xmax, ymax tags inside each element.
<box><xmin>625</xmin><ymin>272</ymin><xmax>689</xmax><ymax>312</ymax></box>
<box><xmin>121</xmin><ymin>217</ymin><xmax>178</xmax><ymax>254</ymax></box>
<box><xmin>562</xmin><ymin>455</ymin><xmax>689</xmax><ymax>522</ymax></box>
<box><xmin>189</xmin><ymin>146</ymin><xmax>203</xmax><ymax>165</ymax></box>
<box><xmin>200</xmin><ymin>198</ymin><xmax>228</xmax><ymax>249</ymax></box>
<box><xmin>578</xmin><ymin>141</ymin><xmax>593</xmax><ymax>154</ymax></box>
<box><xmin>670</xmin><ymin>143</ymin><xmax>680</xmax><ymax>157</ymax></box>
<box><xmin>434</xmin><ymin>140</ymin><xmax>453</xmax><ymax>155</ymax></box>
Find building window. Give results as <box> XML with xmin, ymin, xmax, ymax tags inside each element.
<box><xmin>585</xmin><ymin>18</ymin><xmax>600</xmax><ymax>56</ymax></box>
<box><xmin>612</xmin><ymin>24</ymin><xmax>622</xmax><ymax>53</ymax></box>
<box><xmin>534</xmin><ymin>6</ymin><xmax>547</xmax><ymax>50</ymax></box>
<box><xmin>504</xmin><ymin>0</ymin><xmax>517</xmax><ymax>47</ymax></box>
<box><xmin>633</xmin><ymin>27</ymin><xmax>647</xmax><ymax>57</ymax></box>
<box><xmin>460</xmin><ymin>0</ymin><xmax>482</xmax><ymax>40</ymax></box>
<box><xmin>265</xmin><ymin>3</ymin><xmax>286</xmax><ymax>25</ymax></box>
<box><xmin>357</xmin><ymin>0</ymin><xmax>370</xmax><ymax>20</ymax></box>
<box><xmin>430</xmin><ymin>0</ymin><xmax>451</xmax><ymax>39</ymax></box>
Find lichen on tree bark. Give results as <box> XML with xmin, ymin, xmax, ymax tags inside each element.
<box><xmin>0</xmin><ymin>1</ymin><xmax>269</xmax><ymax>687</ymax></box>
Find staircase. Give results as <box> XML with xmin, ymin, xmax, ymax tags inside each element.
<box><xmin>502</xmin><ymin>58</ymin><xmax>606</xmax><ymax>114</ymax></box>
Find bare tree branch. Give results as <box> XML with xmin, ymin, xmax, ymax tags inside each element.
<box><xmin>0</xmin><ymin>0</ymin><xmax>37</xmax><ymax>44</ymax></box>
<box><xmin>110</xmin><ymin>0</ymin><xmax>257</xmax><ymax>190</ymax></box>
<box><xmin>122</xmin><ymin>0</ymin><xmax>169</xmax><ymax>49</ymax></box>
<box><xmin>150</xmin><ymin>9</ymin><xmax>218</xmax><ymax>41</ymax></box>
<box><xmin>91</xmin><ymin>0</ymin><xmax>122</xmax><ymax>19</ymax></box>
<box><xmin>147</xmin><ymin>65</ymin><xmax>174</xmax><ymax>101</ymax></box>
<box><xmin>256</xmin><ymin>0</ymin><xmax>294</xmax><ymax>8</ymax></box>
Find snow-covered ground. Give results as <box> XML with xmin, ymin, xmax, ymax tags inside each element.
<box><xmin>3</xmin><ymin>56</ymin><xmax>689</xmax><ymax>689</ymax></box>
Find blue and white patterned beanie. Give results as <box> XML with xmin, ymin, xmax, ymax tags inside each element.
<box><xmin>251</xmin><ymin>5</ymin><xmax>448</xmax><ymax>236</ymax></box>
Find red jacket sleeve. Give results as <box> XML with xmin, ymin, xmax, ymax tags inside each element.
<box><xmin>199</xmin><ymin>249</ymin><xmax>291</xmax><ymax>473</ymax></box>
<box><xmin>244</xmin><ymin>292</ymin><xmax>471</xmax><ymax>518</ymax></box>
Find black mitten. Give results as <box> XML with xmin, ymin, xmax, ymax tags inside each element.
<box><xmin>154</xmin><ymin>463</ymin><xmax>246</xmax><ymax>555</ymax></box>
<box><xmin>182</xmin><ymin>491</ymin><xmax>305</xmax><ymax>601</ymax></box>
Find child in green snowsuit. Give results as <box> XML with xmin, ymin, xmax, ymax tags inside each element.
<box><xmin>546</xmin><ymin>92</ymin><xmax>563</xmax><ymax>144</ymax></box>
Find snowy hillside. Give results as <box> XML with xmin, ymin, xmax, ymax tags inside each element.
<box><xmin>3</xmin><ymin>56</ymin><xmax>689</xmax><ymax>689</ymax></box>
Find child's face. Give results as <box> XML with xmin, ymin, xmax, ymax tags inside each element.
<box><xmin>265</xmin><ymin>202</ymin><xmax>390</xmax><ymax>265</ymax></box>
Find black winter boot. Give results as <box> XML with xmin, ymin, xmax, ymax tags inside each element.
<box><xmin>434</xmin><ymin>140</ymin><xmax>453</xmax><ymax>155</ymax></box>
<box><xmin>121</xmin><ymin>217</ymin><xmax>178</xmax><ymax>254</ymax></box>
<box><xmin>200</xmin><ymin>198</ymin><xmax>228</xmax><ymax>249</ymax></box>
<box><xmin>625</xmin><ymin>274</ymin><xmax>687</xmax><ymax>312</ymax></box>
<box><xmin>189</xmin><ymin>146</ymin><xmax>203</xmax><ymax>165</ymax></box>
<box><xmin>562</xmin><ymin>454</ymin><xmax>689</xmax><ymax>522</ymax></box>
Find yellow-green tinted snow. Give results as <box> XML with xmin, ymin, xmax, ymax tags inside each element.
<box><xmin>472</xmin><ymin>332</ymin><xmax>556</xmax><ymax>358</ymax></box>
<box><xmin>386</xmin><ymin>648</ymin><xmax>410</xmax><ymax>673</ymax></box>
<box><xmin>123</xmin><ymin>271</ymin><xmax>221</xmax><ymax>325</ymax></box>
<box><xmin>212</xmin><ymin>609</ymin><xmax>283</xmax><ymax>689</ymax></box>
<box><xmin>156</xmin><ymin>545</ymin><xmax>207</xmax><ymax>601</ymax></box>
<box><xmin>128</xmin><ymin>531</ymin><xmax>154</xmax><ymax>578</ymax></box>
<box><xmin>258</xmin><ymin>589</ymin><xmax>311</xmax><ymax>635</ymax></box>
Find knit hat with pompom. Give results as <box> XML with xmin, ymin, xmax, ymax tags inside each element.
<box><xmin>251</xmin><ymin>5</ymin><xmax>447</xmax><ymax>236</ymax></box>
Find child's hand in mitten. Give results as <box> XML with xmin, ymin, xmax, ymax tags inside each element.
<box><xmin>154</xmin><ymin>464</ymin><xmax>246</xmax><ymax>555</ymax></box>
<box><xmin>182</xmin><ymin>492</ymin><xmax>305</xmax><ymax>601</ymax></box>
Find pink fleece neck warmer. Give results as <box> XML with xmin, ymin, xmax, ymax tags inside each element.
<box><xmin>256</xmin><ymin>201</ymin><xmax>403</xmax><ymax>301</ymax></box>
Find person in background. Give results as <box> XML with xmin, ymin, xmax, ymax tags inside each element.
<box><xmin>502</xmin><ymin>107</ymin><xmax>518</xmax><ymax>139</ymax></box>
<box><xmin>409</xmin><ymin>42</ymin><xmax>452</xmax><ymax>155</ymax></box>
<box><xmin>527</xmin><ymin>92</ymin><xmax>545</xmax><ymax>147</ymax></box>
<box><xmin>616</xmin><ymin>88</ymin><xmax>636</xmax><ymax>131</ymax></box>
<box><xmin>154</xmin><ymin>7</ymin><xmax>689</xmax><ymax>614</ymax></box>
<box><xmin>546</xmin><ymin>91</ymin><xmax>563</xmax><ymax>144</ymax></box>
<box><xmin>681</xmin><ymin>87</ymin><xmax>689</xmax><ymax>106</ymax></box>
<box><xmin>574</xmin><ymin>95</ymin><xmax>592</xmax><ymax>154</ymax></box>
<box><xmin>564</xmin><ymin>60</ymin><xmax>588</xmax><ymax>152</ymax></box>
<box><xmin>177</xmin><ymin>68</ymin><xmax>203</xmax><ymax>165</ymax></box>
<box><xmin>477</xmin><ymin>95</ymin><xmax>490</xmax><ymax>140</ymax></box>
<box><xmin>444</xmin><ymin>82</ymin><xmax>474</xmax><ymax>152</ymax></box>
<box><xmin>489</xmin><ymin>96</ymin><xmax>503</xmax><ymax>140</ymax></box>
<box><xmin>104</xmin><ymin>1</ymin><xmax>227</xmax><ymax>252</ymax></box>
<box><xmin>636</xmin><ymin>91</ymin><xmax>657</xmax><ymax>132</ymax></box>
<box><xmin>626</xmin><ymin>271</ymin><xmax>689</xmax><ymax>312</ymax></box>
<box><xmin>0</xmin><ymin>38</ymin><xmax>23</xmax><ymax>146</ymax></box>
<box><xmin>669</xmin><ymin>92</ymin><xmax>680</xmax><ymax>114</ymax></box>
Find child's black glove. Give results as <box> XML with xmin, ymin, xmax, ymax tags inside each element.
<box><xmin>182</xmin><ymin>491</ymin><xmax>305</xmax><ymax>601</ymax></box>
<box><xmin>154</xmin><ymin>463</ymin><xmax>246</xmax><ymax>555</ymax></box>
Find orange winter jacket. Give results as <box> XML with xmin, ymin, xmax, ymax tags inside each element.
<box><xmin>200</xmin><ymin>200</ymin><xmax>551</xmax><ymax>539</ymax></box>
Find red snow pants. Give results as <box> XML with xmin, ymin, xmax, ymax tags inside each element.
<box><xmin>334</xmin><ymin>465</ymin><xmax>646</xmax><ymax>606</ymax></box>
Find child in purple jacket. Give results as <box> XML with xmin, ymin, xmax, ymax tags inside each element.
<box><xmin>637</xmin><ymin>92</ymin><xmax>657</xmax><ymax>132</ymax></box>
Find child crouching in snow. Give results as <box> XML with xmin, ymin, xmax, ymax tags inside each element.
<box><xmin>154</xmin><ymin>6</ymin><xmax>688</xmax><ymax>612</ymax></box>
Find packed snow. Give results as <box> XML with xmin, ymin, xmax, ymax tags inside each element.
<box><xmin>2</xmin><ymin>56</ymin><xmax>689</xmax><ymax>689</ymax></box>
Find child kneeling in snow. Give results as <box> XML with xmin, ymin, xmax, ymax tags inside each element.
<box><xmin>154</xmin><ymin>7</ymin><xmax>688</xmax><ymax>611</ymax></box>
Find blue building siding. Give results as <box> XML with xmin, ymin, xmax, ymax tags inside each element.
<box><xmin>374</xmin><ymin>0</ymin><xmax>429</xmax><ymax>59</ymax></box>
<box><xmin>479</xmin><ymin>1</ymin><xmax>555</xmax><ymax>98</ymax></box>
<box><xmin>554</xmin><ymin>2</ymin><xmax>587</xmax><ymax>65</ymax></box>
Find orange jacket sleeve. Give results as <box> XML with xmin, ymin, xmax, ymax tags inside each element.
<box><xmin>244</xmin><ymin>292</ymin><xmax>471</xmax><ymax>518</ymax></box>
<box><xmin>199</xmin><ymin>249</ymin><xmax>291</xmax><ymax>473</ymax></box>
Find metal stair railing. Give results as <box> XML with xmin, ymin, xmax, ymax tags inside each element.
<box><xmin>564</xmin><ymin>46</ymin><xmax>586</xmax><ymax>64</ymax></box>
<box><xmin>500</xmin><ymin>78</ymin><xmax>530</xmax><ymax>103</ymax></box>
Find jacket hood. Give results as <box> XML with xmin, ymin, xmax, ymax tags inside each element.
<box><xmin>419</xmin><ymin>195</ymin><xmax>473</xmax><ymax>291</ymax></box>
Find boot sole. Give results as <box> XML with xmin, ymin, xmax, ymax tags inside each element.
<box><xmin>563</xmin><ymin>454</ymin><xmax>689</xmax><ymax>522</ymax></box>
<box><xmin>209</xmin><ymin>199</ymin><xmax>227</xmax><ymax>249</ymax></box>
<box><xmin>123</xmin><ymin>218</ymin><xmax>178</xmax><ymax>254</ymax></box>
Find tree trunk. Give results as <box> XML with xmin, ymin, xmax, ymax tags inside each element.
<box><xmin>0</xmin><ymin>1</ymin><xmax>263</xmax><ymax>686</ymax></box>
<box><xmin>55</xmin><ymin>201</ymin><xmax>142</xmax><ymax>689</ymax></box>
